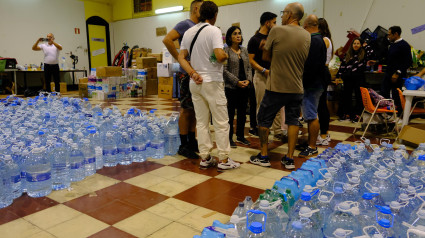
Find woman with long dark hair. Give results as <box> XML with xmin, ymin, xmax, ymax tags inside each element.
<box><xmin>316</xmin><ymin>18</ymin><xmax>333</xmax><ymax>146</ymax></box>
<box><xmin>223</xmin><ymin>26</ymin><xmax>252</xmax><ymax>147</ymax></box>
<box><xmin>336</xmin><ymin>37</ymin><xmax>375</xmax><ymax>122</ymax></box>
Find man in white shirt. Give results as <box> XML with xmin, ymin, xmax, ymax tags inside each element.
<box><xmin>178</xmin><ymin>1</ymin><xmax>240</xmax><ymax>171</ymax></box>
<box><xmin>32</xmin><ymin>33</ymin><xmax>63</xmax><ymax>92</ymax></box>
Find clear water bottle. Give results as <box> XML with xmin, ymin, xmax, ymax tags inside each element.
<box><xmin>316</xmin><ymin>190</ymin><xmax>335</xmax><ymax>227</ymax></box>
<box><xmin>323</xmin><ymin>201</ymin><xmax>362</xmax><ymax>237</ymax></box>
<box><xmin>151</xmin><ymin>127</ymin><xmax>164</xmax><ymax>159</ymax></box>
<box><xmin>50</xmin><ymin>142</ymin><xmax>70</xmax><ymax>190</ymax></box>
<box><xmin>19</xmin><ymin>149</ymin><xmax>30</xmax><ymax>193</ymax></box>
<box><xmin>3</xmin><ymin>155</ymin><xmax>22</xmax><ymax>199</ymax></box>
<box><xmin>291</xmin><ymin>206</ymin><xmax>322</xmax><ymax>238</ymax></box>
<box><xmin>375</xmin><ymin>205</ymin><xmax>396</xmax><ymax>238</ymax></box>
<box><xmin>132</xmin><ymin>129</ymin><xmax>147</xmax><ymax>163</ymax></box>
<box><xmin>103</xmin><ymin>132</ymin><xmax>118</xmax><ymax>167</ymax></box>
<box><xmin>88</xmin><ymin>128</ymin><xmax>103</xmax><ymax>170</ymax></box>
<box><xmin>244</xmin><ymin>196</ymin><xmax>254</xmax><ymax>212</ymax></box>
<box><xmin>247</xmin><ymin>210</ymin><xmax>267</xmax><ymax>237</ymax></box>
<box><xmin>81</xmin><ymin>139</ymin><xmax>96</xmax><ymax>176</ymax></box>
<box><xmin>69</xmin><ymin>143</ymin><xmax>85</xmax><ymax>182</ymax></box>
<box><xmin>25</xmin><ymin>147</ymin><xmax>52</xmax><ymax>198</ymax></box>
<box><xmin>165</xmin><ymin>112</ymin><xmax>180</xmax><ymax>155</ymax></box>
<box><xmin>232</xmin><ymin>202</ymin><xmax>245</xmax><ymax>217</ymax></box>
<box><xmin>117</xmin><ymin>132</ymin><xmax>132</xmax><ymax>165</ymax></box>
<box><xmin>0</xmin><ymin>159</ymin><xmax>13</xmax><ymax>208</ymax></box>
<box><xmin>370</xmin><ymin>170</ymin><xmax>396</xmax><ymax>205</ymax></box>
<box><xmin>229</xmin><ymin>215</ymin><xmax>246</xmax><ymax>237</ymax></box>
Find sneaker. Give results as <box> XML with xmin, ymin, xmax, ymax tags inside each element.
<box><xmin>249</xmin><ymin>153</ymin><xmax>271</xmax><ymax>167</ymax></box>
<box><xmin>281</xmin><ymin>156</ymin><xmax>295</xmax><ymax>170</ymax></box>
<box><xmin>236</xmin><ymin>137</ymin><xmax>251</xmax><ymax>146</ymax></box>
<box><xmin>230</xmin><ymin>140</ymin><xmax>237</xmax><ymax>148</ymax></box>
<box><xmin>316</xmin><ymin>135</ymin><xmax>329</xmax><ymax>146</ymax></box>
<box><xmin>295</xmin><ymin>142</ymin><xmax>308</xmax><ymax>151</ymax></box>
<box><xmin>217</xmin><ymin>158</ymin><xmax>240</xmax><ymax>171</ymax></box>
<box><xmin>188</xmin><ymin>140</ymin><xmax>199</xmax><ymax>153</ymax></box>
<box><xmin>273</xmin><ymin>133</ymin><xmax>288</xmax><ymax>143</ymax></box>
<box><xmin>326</xmin><ymin>134</ymin><xmax>331</xmax><ymax>142</ymax></box>
<box><xmin>298</xmin><ymin>146</ymin><xmax>318</xmax><ymax>158</ymax></box>
<box><xmin>351</xmin><ymin>115</ymin><xmax>360</xmax><ymax>123</ymax></box>
<box><xmin>248</xmin><ymin>128</ymin><xmax>258</xmax><ymax>137</ymax></box>
<box><xmin>199</xmin><ymin>156</ymin><xmax>217</xmax><ymax>169</ymax></box>
<box><xmin>178</xmin><ymin>145</ymin><xmax>199</xmax><ymax>159</ymax></box>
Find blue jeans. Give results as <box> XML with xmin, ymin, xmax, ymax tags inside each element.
<box><xmin>302</xmin><ymin>89</ymin><xmax>324</xmax><ymax>121</ymax></box>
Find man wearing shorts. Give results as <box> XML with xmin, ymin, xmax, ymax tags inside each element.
<box><xmin>249</xmin><ymin>2</ymin><xmax>310</xmax><ymax>169</ymax></box>
<box><xmin>163</xmin><ymin>0</ymin><xmax>203</xmax><ymax>159</ymax></box>
<box><xmin>298</xmin><ymin>15</ymin><xmax>327</xmax><ymax>158</ymax></box>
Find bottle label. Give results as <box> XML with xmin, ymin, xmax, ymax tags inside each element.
<box><xmin>85</xmin><ymin>157</ymin><xmax>96</xmax><ymax>164</ymax></box>
<box><xmin>118</xmin><ymin>147</ymin><xmax>132</xmax><ymax>154</ymax></box>
<box><xmin>12</xmin><ymin>174</ymin><xmax>21</xmax><ymax>183</ymax></box>
<box><xmin>70</xmin><ymin>162</ymin><xmax>83</xmax><ymax>169</ymax></box>
<box><xmin>132</xmin><ymin>145</ymin><xmax>146</xmax><ymax>152</ymax></box>
<box><xmin>103</xmin><ymin>149</ymin><xmax>117</xmax><ymax>156</ymax></box>
<box><xmin>26</xmin><ymin>172</ymin><xmax>51</xmax><ymax>182</ymax></box>
<box><xmin>150</xmin><ymin>142</ymin><xmax>164</xmax><ymax>149</ymax></box>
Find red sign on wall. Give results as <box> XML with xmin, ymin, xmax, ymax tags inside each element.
<box><xmin>74</xmin><ymin>28</ymin><xmax>80</xmax><ymax>34</ymax></box>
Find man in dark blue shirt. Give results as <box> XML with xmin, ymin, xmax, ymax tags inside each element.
<box><xmin>298</xmin><ymin>14</ymin><xmax>327</xmax><ymax>158</ymax></box>
<box><xmin>381</xmin><ymin>26</ymin><xmax>412</xmax><ymax>112</ymax></box>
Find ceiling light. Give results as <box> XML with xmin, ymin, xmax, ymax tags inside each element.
<box><xmin>155</xmin><ymin>6</ymin><xmax>184</xmax><ymax>14</ymax></box>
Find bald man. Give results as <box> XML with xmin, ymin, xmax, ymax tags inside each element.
<box><xmin>32</xmin><ymin>33</ymin><xmax>63</xmax><ymax>92</ymax></box>
<box><xmin>297</xmin><ymin>15</ymin><xmax>327</xmax><ymax>158</ymax></box>
<box><xmin>249</xmin><ymin>2</ymin><xmax>310</xmax><ymax>169</ymax></box>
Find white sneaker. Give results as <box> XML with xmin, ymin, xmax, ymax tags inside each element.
<box><xmin>217</xmin><ymin>158</ymin><xmax>240</xmax><ymax>171</ymax></box>
<box><xmin>326</xmin><ymin>134</ymin><xmax>331</xmax><ymax>142</ymax></box>
<box><xmin>316</xmin><ymin>135</ymin><xmax>329</xmax><ymax>146</ymax></box>
<box><xmin>199</xmin><ymin>156</ymin><xmax>216</xmax><ymax>169</ymax></box>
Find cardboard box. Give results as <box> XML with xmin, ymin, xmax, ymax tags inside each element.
<box><xmin>148</xmin><ymin>53</ymin><xmax>162</xmax><ymax>62</ymax></box>
<box><xmin>50</xmin><ymin>82</ymin><xmax>67</xmax><ymax>93</ymax></box>
<box><xmin>157</xmin><ymin>63</ymin><xmax>173</xmax><ymax>77</ymax></box>
<box><xmin>136</xmin><ymin>57</ymin><xmax>157</xmax><ymax>68</ymax></box>
<box><xmin>96</xmin><ymin>66</ymin><xmax>122</xmax><ymax>78</ymax></box>
<box><xmin>146</xmin><ymin>78</ymin><xmax>158</xmax><ymax>95</ymax></box>
<box><xmin>162</xmin><ymin>49</ymin><xmax>174</xmax><ymax>64</ymax></box>
<box><xmin>79</xmin><ymin>77</ymin><xmax>88</xmax><ymax>84</ymax></box>
<box><xmin>79</xmin><ymin>83</ymin><xmax>88</xmax><ymax>98</ymax></box>
<box><xmin>398</xmin><ymin>124</ymin><xmax>425</xmax><ymax>146</ymax></box>
<box><xmin>158</xmin><ymin>84</ymin><xmax>173</xmax><ymax>99</ymax></box>
<box><xmin>146</xmin><ymin>67</ymin><xmax>157</xmax><ymax>79</ymax></box>
<box><xmin>158</xmin><ymin>77</ymin><xmax>173</xmax><ymax>85</ymax></box>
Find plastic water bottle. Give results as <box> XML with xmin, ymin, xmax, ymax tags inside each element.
<box><xmin>229</xmin><ymin>215</ymin><xmax>246</xmax><ymax>237</ymax></box>
<box><xmin>60</xmin><ymin>57</ymin><xmax>66</xmax><ymax>70</ymax></box>
<box><xmin>69</xmin><ymin>143</ymin><xmax>85</xmax><ymax>182</ymax></box>
<box><xmin>25</xmin><ymin>147</ymin><xmax>52</xmax><ymax>198</ymax></box>
<box><xmin>165</xmin><ymin>112</ymin><xmax>180</xmax><ymax>155</ymax></box>
<box><xmin>50</xmin><ymin>142</ymin><xmax>70</xmax><ymax>190</ymax></box>
<box><xmin>103</xmin><ymin>132</ymin><xmax>118</xmax><ymax>167</ymax></box>
<box><xmin>117</xmin><ymin>132</ymin><xmax>132</xmax><ymax>165</ymax></box>
<box><xmin>0</xmin><ymin>159</ymin><xmax>13</xmax><ymax>208</ymax></box>
<box><xmin>247</xmin><ymin>210</ymin><xmax>267</xmax><ymax>237</ymax></box>
<box><xmin>316</xmin><ymin>190</ymin><xmax>335</xmax><ymax>227</ymax></box>
<box><xmin>323</xmin><ymin>201</ymin><xmax>362</xmax><ymax>237</ymax></box>
<box><xmin>243</xmin><ymin>196</ymin><xmax>254</xmax><ymax>212</ymax></box>
<box><xmin>81</xmin><ymin>139</ymin><xmax>96</xmax><ymax>176</ymax></box>
<box><xmin>370</xmin><ymin>170</ymin><xmax>396</xmax><ymax>205</ymax></box>
<box><xmin>3</xmin><ymin>155</ymin><xmax>22</xmax><ymax>199</ymax></box>
<box><xmin>132</xmin><ymin>129</ymin><xmax>147</xmax><ymax>163</ymax></box>
<box><xmin>289</xmin><ymin>191</ymin><xmax>321</xmax><ymax>226</ymax></box>
<box><xmin>88</xmin><ymin>128</ymin><xmax>103</xmax><ymax>170</ymax></box>
<box><xmin>232</xmin><ymin>202</ymin><xmax>245</xmax><ymax>217</ymax></box>
<box><xmin>19</xmin><ymin>149</ymin><xmax>30</xmax><ymax>193</ymax></box>
<box><xmin>375</xmin><ymin>205</ymin><xmax>396</xmax><ymax>238</ymax></box>
<box><xmin>257</xmin><ymin>200</ymin><xmax>282</xmax><ymax>237</ymax></box>
<box><xmin>291</xmin><ymin>207</ymin><xmax>322</xmax><ymax>238</ymax></box>
<box><xmin>151</xmin><ymin>127</ymin><xmax>164</xmax><ymax>159</ymax></box>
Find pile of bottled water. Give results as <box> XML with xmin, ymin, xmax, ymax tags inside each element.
<box><xmin>195</xmin><ymin>139</ymin><xmax>425</xmax><ymax>238</ymax></box>
<box><xmin>0</xmin><ymin>93</ymin><xmax>180</xmax><ymax>208</ymax></box>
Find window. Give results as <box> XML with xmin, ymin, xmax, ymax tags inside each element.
<box><xmin>134</xmin><ymin>0</ymin><xmax>152</xmax><ymax>13</ymax></box>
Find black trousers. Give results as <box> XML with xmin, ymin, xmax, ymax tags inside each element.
<box><xmin>342</xmin><ymin>75</ymin><xmax>363</xmax><ymax>118</ymax></box>
<box><xmin>248</xmin><ymin>83</ymin><xmax>257</xmax><ymax>129</ymax></box>
<box><xmin>44</xmin><ymin>64</ymin><xmax>60</xmax><ymax>92</ymax></box>
<box><xmin>381</xmin><ymin>73</ymin><xmax>404</xmax><ymax>113</ymax></box>
<box><xmin>318</xmin><ymin>89</ymin><xmax>330</xmax><ymax>134</ymax></box>
<box><xmin>225</xmin><ymin>87</ymin><xmax>249</xmax><ymax>139</ymax></box>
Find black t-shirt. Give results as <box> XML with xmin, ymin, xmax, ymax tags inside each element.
<box><xmin>238</xmin><ymin>58</ymin><xmax>246</xmax><ymax>81</ymax></box>
<box><xmin>247</xmin><ymin>32</ymin><xmax>271</xmax><ymax>70</ymax></box>
<box><xmin>303</xmin><ymin>33</ymin><xmax>327</xmax><ymax>90</ymax></box>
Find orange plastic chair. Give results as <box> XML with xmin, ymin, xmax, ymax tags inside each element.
<box><xmin>353</xmin><ymin>87</ymin><xmax>398</xmax><ymax>137</ymax></box>
<box><xmin>397</xmin><ymin>88</ymin><xmax>425</xmax><ymax>118</ymax></box>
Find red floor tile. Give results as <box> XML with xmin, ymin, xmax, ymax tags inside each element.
<box><xmin>64</xmin><ymin>191</ymin><xmax>117</xmax><ymax>213</ymax></box>
<box><xmin>6</xmin><ymin>194</ymin><xmax>58</xmax><ymax>218</ymax></box>
<box><xmin>97</xmin><ymin>161</ymin><xmax>164</xmax><ymax>181</ymax></box>
<box><xmin>86</xmin><ymin>200</ymin><xmax>143</xmax><ymax>225</ymax></box>
<box><xmin>89</xmin><ymin>226</ymin><xmax>138</xmax><ymax>238</ymax></box>
<box><xmin>173</xmin><ymin>178</ymin><xmax>240</xmax><ymax>207</ymax></box>
<box><xmin>203</xmin><ymin>195</ymin><xmax>242</xmax><ymax>216</ymax></box>
<box><xmin>96</xmin><ymin>182</ymin><xmax>169</xmax><ymax>210</ymax></box>
<box><xmin>0</xmin><ymin>209</ymin><xmax>20</xmax><ymax>225</ymax></box>
<box><xmin>329</xmin><ymin>125</ymin><xmax>358</xmax><ymax>133</ymax></box>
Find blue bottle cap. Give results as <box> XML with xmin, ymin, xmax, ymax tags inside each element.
<box><xmin>378</xmin><ymin>218</ymin><xmax>391</xmax><ymax>228</ymax></box>
<box><xmin>38</xmin><ymin>131</ymin><xmax>45</xmax><ymax>136</ymax></box>
<box><xmin>418</xmin><ymin>155</ymin><xmax>425</xmax><ymax>161</ymax></box>
<box><xmin>248</xmin><ymin>222</ymin><xmax>263</xmax><ymax>234</ymax></box>
<box><xmin>300</xmin><ymin>192</ymin><xmax>311</xmax><ymax>201</ymax></box>
<box><xmin>376</xmin><ymin>205</ymin><xmax>392</xmax><ymax>214</ymax></box>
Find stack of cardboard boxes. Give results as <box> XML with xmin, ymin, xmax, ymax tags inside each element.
<box><xmin>136</xmin><ymin>56</ymin><xmax>158</xmax><ymax>95</ymax></box>
<box><xmin>157</xmin><ymin>48</ymin><xmax>177</xmax><ymax>99</ymax></box>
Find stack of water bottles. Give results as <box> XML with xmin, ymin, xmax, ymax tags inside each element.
<box><xmin>195</xmin><ymin>139</ymin><xmax>425</xmax><ymax>237</ymax></box>
<box><xmin>0</xmin><ymin>93</ymin><xmax>180</xmax><ymax>208</ymax></box>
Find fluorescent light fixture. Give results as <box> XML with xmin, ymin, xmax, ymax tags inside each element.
<box><xmin>155</xmin><ymin>6</ymin><xmax>184</xmax><ymax>14</ymax></box>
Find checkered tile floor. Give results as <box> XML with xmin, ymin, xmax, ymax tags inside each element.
<box><xmin>0</xmin><ymin>92</ymin><xmax>424</xmax><ymax>238</ymax></box>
